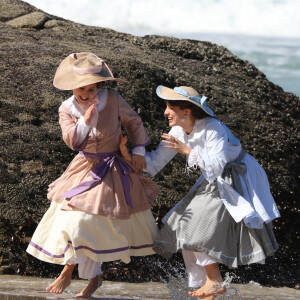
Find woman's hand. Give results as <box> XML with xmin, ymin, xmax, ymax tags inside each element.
<box><xmin>162</xmin><ymin>133</ymin><xmax>192</xmax><ymax>156</ymax></box>
<box><xmin>84</xmin><ymin>104</ymin><xmax>96</xmax><ymax>125</ymax></box>
<box><xmin>119</xmin><ymin>134</ymin><xmax>132</xmax><ymax>162</ymax></box>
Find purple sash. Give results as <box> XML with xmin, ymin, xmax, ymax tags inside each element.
<box><xmin>61</xmin><ymin>151</ymin><xmax>133</xmax><ymax>207</ymax></box>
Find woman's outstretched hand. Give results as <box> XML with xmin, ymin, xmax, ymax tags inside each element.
<box><xmin>162</xmin><ymin>133</ymin><xmax>192</xmax><ymax>156</ymax></box>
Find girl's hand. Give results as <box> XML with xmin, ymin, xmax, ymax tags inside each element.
<box><xmin>132</xmin><ymin>154</ymin><xmax>147</xmax><ymax>174</ymax></box>
<box><xmin>161</xmin><ymin>133</ymin><xmax>192</xmax><ymax>156</ymax></box>
<box><xmin>119</xmin><ymin>134</ymin><xmax>132</xmax><ymax>162</ymax></box>
<box><xmin>84</xmin><ymin>104</ymin><xmax>96</xmax><ymax>125</ymax></box>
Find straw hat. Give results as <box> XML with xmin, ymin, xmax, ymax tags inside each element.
<box><xmin>156</xmin><ymin>85</ymin><xmax>214</xmax><ymax>117</ymax></box>
<box><xmin>53</xmin><ymin>52</ymin><xmax>121</xmax><ymax>90</ymax></box>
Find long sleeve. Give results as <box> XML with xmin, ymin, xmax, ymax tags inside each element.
<box><xmin>145</xmin><ymin>126</ymin><xmax>183</xmax><ymax>177</ymax></box>
<box><xmin>58</xmin><ymin>104</ymin><xmax>89</xmax><ymax>151</ymax></box>
<box><xmin>118</xmin><ymin>94</ymin><xmax>150</xmax><ymax>147</ymax></box>
<box><xmin>187</xmin><ymin>119</ymin><xmax>229</xmax><ymax>183</ymax></box>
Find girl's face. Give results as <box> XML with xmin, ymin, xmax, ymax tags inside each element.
<box><xmin>164</xmin><ymin>102</ymin><xmax>187</xmax><ymax>127</ymax></box>
<box><xmin>73</xmin><ymin>83</ymin><xmax>99</xmax><ymax>107</ymax></box>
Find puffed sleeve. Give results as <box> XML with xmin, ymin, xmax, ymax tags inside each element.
<box><xmin>188</xmin><ymin>119</ymin><xmax>228</xmax><ymax>182</ymax></box>
<box><xmin>145</xmin><ymin>126</ymin><xmax>183</xmax><ymax>177</ymax></box>
<box><xmin>58</xmin><ymin>104</ymin><xmax>89</xmax><ymax>151</ymax></box>
<box><xmin>118</xmin><ymin>94</ymin><xmax>150</xmax><ymax>149</ymax></box>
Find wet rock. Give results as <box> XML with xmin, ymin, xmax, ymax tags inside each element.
<box><xmin>0</xmin><ymin>0</ymin><xmax>299</xmax><ymax>288</ymax></box>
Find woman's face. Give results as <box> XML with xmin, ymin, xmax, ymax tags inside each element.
<box><xmin>164</xmin><ymin>102</ymin><xmax>187</xmax><ymax>127</ymax></box>
<box><xmin>73</xmin><ymin>83</ymin><xmax>99</xmax><ymax>107</ymax></box>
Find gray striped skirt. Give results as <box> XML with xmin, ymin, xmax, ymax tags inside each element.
<box><xmin>153</xmin><ymin>159</ymin><xmax>278</xmax><ymax>268</ymax></box>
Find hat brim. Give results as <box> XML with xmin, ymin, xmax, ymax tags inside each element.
<box><xmin>156</xmin><ymin>85</ymin><xmax>214</xmax><ymax>117</ymax></box>
<box><xmin>53</xmin><ymin>56</ymin><xmax>121</xmax><ymax>90</ymax></box>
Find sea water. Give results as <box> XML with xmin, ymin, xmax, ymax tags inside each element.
<box><xmin>23</xmin><ymin>0</ymin><xmax>300</xmax><ymax>97</ymax></box>
<box><xmin>0</xmin><ymin>274</ymin><xmax>299</xmax><ymax>299</ymax></box>
<box><xmin>175</xmin><ymin>33</ymin><xmax>300</xmax><ymax>98</ymax></box>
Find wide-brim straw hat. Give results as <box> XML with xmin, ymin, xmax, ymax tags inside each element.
<box><xmin>156</xmin><ymin>85</ymin><xmax>214</xmax><ymax>117</ymax></box>
<box><xmin>53</xmin><ymin>52</ymin><xmax>121</xmax><ymax>90</ymax></box>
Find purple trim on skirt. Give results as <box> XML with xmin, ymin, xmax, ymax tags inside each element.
<box><xmin>29</xmin><ymin>241</ymin><xmax>71</xmax><ymax>258</ymax></box>
<box><xmin>73</xmin><ymin>244</ymin><xmax>154</xmax><ymax>254</ymax></box>
<box><xmin>29</xmin><ymin>241</ymin><xmax>153</xmax><ymax>258</ymax></box>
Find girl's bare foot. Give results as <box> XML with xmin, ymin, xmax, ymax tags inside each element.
<box><xmin>75</xmin><ymin>274</ymin><xmax>102</xmax><ymax>298</ymax></box>
<box><xmin>46</xmin><ymin>264</ymin><xmax>75</xmax><ymax>294</ymax></box>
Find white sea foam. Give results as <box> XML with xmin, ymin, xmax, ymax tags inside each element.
<box><xmin>22</xmin><ymin>0</ymin><xmax>300</xmax><ymax>96</ymax></box>
<box><xmin>24</xmin><ymin>0</ymin><xmax>300</xmax><ymax>39</ymax></box>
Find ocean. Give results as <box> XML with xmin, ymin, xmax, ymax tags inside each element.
<box><xmin>23</xmin><ymin>0</ymin><xmax>300</xmax><ymax>97</ymax></box>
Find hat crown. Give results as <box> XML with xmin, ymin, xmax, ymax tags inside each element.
<box><xmin>73</xmin><ymin>53</ymin><xmax>103</xmax><ymax>70</ymax></box>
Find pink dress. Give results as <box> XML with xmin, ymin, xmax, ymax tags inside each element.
<box><xmin>27</xmin><ymin>89</ymin><xmax>159</xmax><ymax>265</ymax></box>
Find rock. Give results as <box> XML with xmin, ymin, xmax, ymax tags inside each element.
<box><xmin>6</xmin><ymin>11</ymin><xmax>49</xmax><ymax>29</ymax></box>
<box><xmin>44</xmin><ymin>19</ymin><xmax>68</xmax><ymax>29</ymax></box>
<box><xmin>0</xmin><ymin>0</ymin><xmax>299</xmax><ymax>288</ymax></box>
<box><xmin>0</xmin><ymin>0</ymin><xmax>36</xmax><ymax>22</ymax></box>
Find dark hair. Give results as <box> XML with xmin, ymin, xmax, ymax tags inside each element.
<box><xmin>166</xmin><ymin>100</ymin><xmax>210</xmax><ymax>120</ymax></box>
<box><xmin>96</xmin><ymin>81</ymin><xmax>105</xmax><ymax>89</ymax></box>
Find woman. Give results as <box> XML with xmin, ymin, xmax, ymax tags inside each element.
<box><xmin>121</xmin><ymin>85</ymin><xmax>280</xmax><ymax>299</ymax></box>
<box><xmin>26</xmin><ymin>52</ymin><xmax>159</xmax><ymax>297</ymax></box>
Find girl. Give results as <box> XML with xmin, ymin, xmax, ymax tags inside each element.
<box><xmin>26</xmin><ymin>52</ymin><xmax>159</xmax><ymax>297</ymax></box>
<box><xmin>121</xmin><ymin>85</ymin><xmax>280</xmax><ymax>299</ymax></box>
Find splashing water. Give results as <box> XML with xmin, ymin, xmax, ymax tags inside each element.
<box><xmin>165</xmin><ymin>275</ymin><xmax>242</xmax><ymax>300</ymax></box>
<box><xmin>151</xmin><ymin>258</ymin><xmax>242</xmax><ymax>300</ymax></box>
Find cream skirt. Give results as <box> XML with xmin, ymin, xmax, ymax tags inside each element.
<box><xmin>27</xmin><ymin>201</ymin><xmax>159</xmax><ymax>265</ymax></box>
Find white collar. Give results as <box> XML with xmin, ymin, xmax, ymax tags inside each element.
<box><xmin>62</xmin><ymin>89</ymin><xmax>108</xmax><ymax>117</ymax></box>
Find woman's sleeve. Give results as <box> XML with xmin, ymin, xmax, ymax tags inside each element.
<box><xmin>118</xmin><ymin>94</ymin><xmax>150</xmax><ymax>149</ymax></box>
<box><xmin>188</xmin><ymin>120</ymin><xmax>228</xmax><ymax>182</ymax></box>
<box><xmin>58</xmin><ymin>105</ymin><xmax>90</xmax><ymax>151</ymax></box>
<box><xmin>144</xmin><ymin>127</ymin><xmax>181</xmax><ymax>177</ymax></box>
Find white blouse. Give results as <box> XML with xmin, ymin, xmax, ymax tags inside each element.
<box><xmin>145</xmin><ymin>117</ymin><xmax>280</xmax><ymax>229</ymax></box>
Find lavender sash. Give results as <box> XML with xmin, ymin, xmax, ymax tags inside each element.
<box><xmin>61</xmin><ymin>151</ymin><xmax>133</xmax><ymax>207</ymax></box>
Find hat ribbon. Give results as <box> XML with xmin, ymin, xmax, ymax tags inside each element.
<box><xmin>174</xmin><ymin>87</ymin><xmax>207</xmax><ymax>105</ymax></box>
<box><xmin>73</xmin><ymin>60</ymin><xmax>115</xmax><ymax>77</ymax></box>
<box><xmin>69</xmin><ymin>53</ymin><xmax>115</xmax><ymax>77</ymax></box>
<box><xmin>72</xmin><ymin>57</ymin><xmax>104</xmax><ymax>74</ymax></box>
<box><xmin>174</xmin><ymin>87</ymin><xmax>214</xmax><ymax>116</ymax></box>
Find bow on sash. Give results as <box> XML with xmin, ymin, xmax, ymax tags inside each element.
<box><xmin>61</xmin><ymin>151</ymin><xmax>133</xmax><ymax>207</ymax></box>
<box><xmin>221</xmin><ymin>162</ymin><xmax>246</xmax><ymax>196</ymax></box>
